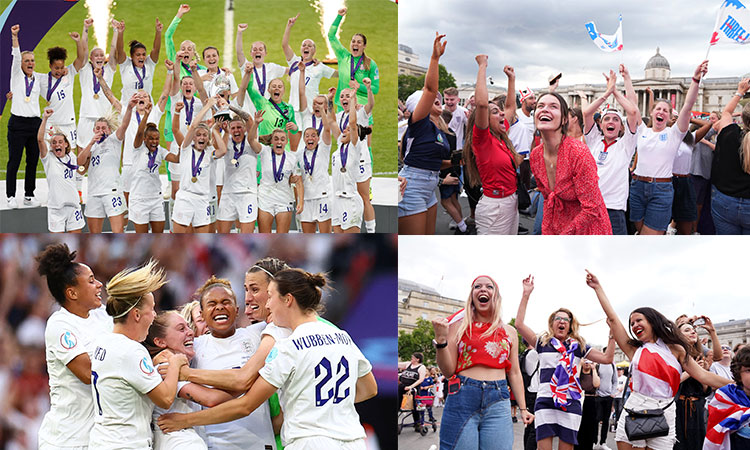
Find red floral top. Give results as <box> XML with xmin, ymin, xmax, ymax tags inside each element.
<box><xmin>456</xmin><ymin>322</ymin><xmax>512</xmax><ymax>373</ymax></box>
<box><xmin>530</xmin><ymin>137</ymin><xmax>612</xmax><ymax>235</ymax></box>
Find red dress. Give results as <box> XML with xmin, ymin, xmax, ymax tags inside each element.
<box><xmin>530</xmin><ymin>137</ymin><xmax>612</xmax><ymax>235</ymax></box>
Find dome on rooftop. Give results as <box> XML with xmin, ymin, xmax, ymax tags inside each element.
<box><xmin>645</xmin><ymin>47</ymin><xmax>670</xmax><ymax>70</ymax></box>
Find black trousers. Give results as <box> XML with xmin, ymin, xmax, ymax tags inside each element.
<box><xmin>524</xmin><ymin>391</ymin><xmax>537</xmax><ymax>450</ymax></box>
<box><xmin>6</xmin><ymin>114</ymin><xmax>42</xmax><ymax>198</ymax></box>
<box><xmin>595</xmin><ymin>396</ymin><xmax>614</xmax><ymax>444</ymax></box>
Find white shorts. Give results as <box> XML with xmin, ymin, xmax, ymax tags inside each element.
<box><xmin>39</xmin><ymin>442</ymin><xmax>88</xmax><ymax>450</ymax></box>
<box><xmin>121</xmin><ymin>164</ymin><xmax>134</xmax><ymax>193</ymax></box>
<box><xmin>217</xmin><ymin>191</ymin><xmax>258</xmax><ymax>223</ymax></box>
<box><xmin>615</xmin><ymin>391</ymin><xmax>676</xmax><ymax>450</ymax></box>
<box><xmin>356</xmin><ymin>160</ymin><xmax>373</xmax><ymax>183</ymax></box>
<box><xmin>77</xmin><ymin>117</ymin><xmax>98</xmax><ymax>148</ymax></box>
<box><xmin>475</xmin><ymin>193</ymin><xmax>519</xmax><ymax>235</ymax></box>
<box><xmin>153</xmin><ymin>426</ymin><xmax>207</xmax><ymax>450</ymax></box>
<box><xmin>129</xmin><ymin>196</ymin><xmax>165</xmax><ymax>224</ymax></box>
<box><xmin>168</xmin><ymin>142</ymin><xmax>180</xmax><ymax>177</ymax></box>
<box><xmin>172</xmin><ymin>190</ymin><xmax>211</xmax><ymax>227</ymax></box>
<box><xmin>85</xmin><ymin>191</ymin><xmax>127</xmax><ymax>218</ymax></box>
<box><xmin>299</xmin><ymin>195</ymin><xmax>332</xmax><ymax>223</ymax></box>
<box><xmin>209</xmin><ymin>197</ymin><xmax>217</xmax><ymax>223</ymax></box>
<box><xmin>48</xmin><ymin>205</ymin><xmax>85</xmax><ymax>232</ymax></box>
<box><xmin>216</xmin><ymin>161</ymin><xmax>225</xmax><ymax>186</ymax></box>
<box><xmin>46</xmin><ymin>122</ymin><xmax>78</xmax><ymax>148</ymax></box>
<box><xmin>286</xmin><ymin>437</ymin><xmax>365</xmax><ymax>450</ymax></box>
<box><xmin>258</xmin><ymin>195</ymin><xmax>294</xmax><ymax>216</ymax></box>
<box><xmin>332</xmin><ymin>195</ymin><xmax>363</xmax><ymax>230</ymax></box>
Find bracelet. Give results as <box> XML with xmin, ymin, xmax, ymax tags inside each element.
<box><xmin>167</xmin><ymin>70</ymin><xmax>173</xmax><ymax>74</ymax></box>
<box><xmin>520</xmin><ymin>408</ymin><xmax>528</xmax><ymax>411</ymax></box>
<box><xmin>735</xmin><ymin>92</ymin><xmax>744</xmax><ymax>98</ymax></box>
<box><xmin>692</xmin><ymin>77</ymin><xmax>701</xmax><ymax>83</ymax></box>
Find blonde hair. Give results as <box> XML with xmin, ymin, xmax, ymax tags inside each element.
<box><xmin>741</xmin><ymin>103</ymin><xmax>750</xmax><ymax>174</ymax></box>
<box><xmin>455</xmin><ymin>275</ymin><xmax>504</xmax><ymax>341</ymax></box>
<box><xmin>179</xmin><ymin>300</ymin><xmax>202</xmax><ymax>334</ymax></box>
<box><xmin>105</xmin><ymin>260</ymin><xmax>167</xmax><ymax>323</ymax></box>
<box><xmin>539</xmin><ymin>308</ymin><xmax>587</xmax><ymax>349</ymax></box>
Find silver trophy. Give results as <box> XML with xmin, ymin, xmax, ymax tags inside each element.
<box><xmin>211</xmin><ymin>72</ymin><xmax>232</xmax><ymax>122</ymax></box>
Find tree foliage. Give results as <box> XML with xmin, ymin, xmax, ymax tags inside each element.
<box><xmin>398</xmin><ymin>318</ymin><xmax>436</xmax><ymax>366</ymax></box>
<box><xmin>397</xmin><ymin>64</ymin><xmax>457</xmax><ymax>102</ymax></box>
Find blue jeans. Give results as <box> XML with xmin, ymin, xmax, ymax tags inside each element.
<box><xmin>629</xmin><ymin>179</ymin><xmax>673</xmax><ymax>231</ymax></box>
<box><xmin>607</xmin><ymin>209</ymin><xmax>628</xmax><ymax>235</ymax></box>
<box><xmin>711</xmin><ymin>187</ymin><xmax>750</xmax><ymax>234</ymax></box>
<box><xmin>398</xmin><ymin>165</ymin><xmax>439</xmax><ymax>217</ymax></box>
<box><xmin>440</xmin><ymin>376</ymin><xmax>513</xmax><ymax>450</ymax></box>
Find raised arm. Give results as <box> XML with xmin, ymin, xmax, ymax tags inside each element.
<box><xmin>585</xmin><ymin>270</ymin><xmax>636</xmax><ymax>359</ymax></box>
<box><xmin>474</xmin><ymin>54</ymin><xmax>490</xmax><ymax>130</ymax></box>
<box><xmin>504</xmin><ymin>65</ymin><xmax>517</xmax><ymax>125</ymax></box>
<box><xmin>171</xmin><ymin>101</ymin><xmax>185</xmax><ymax>148</ymax></box>
<box><xmin>77</xmin><ymin>132</ymin><xmax>99</xmax><ymax>167</ymax></box>
<box><xmin>515</xmin><ymin>275</ymin><xmax>538</xmax><ymax>347</ymax></box>
<box><xmin>697</xmin><ymin>316</ymin><xmax>723</xmax><ymax>362</ymax></box>
<box><xmin>682</xmin><ymin>353</ymin><xmax>731</xmax><ymax>390</ymax></box>
<box><xmin>321</xmin><ymin>97</ymin><xmax>332</xmax><ymax>145</ymax></box>
<box><xmin>347</xmin><ymin>89</ymin><xmax>359</xmax><ymax>145</ymax></box>
<box><xmin>11</xmin><ymin>24</ymin><xmax>20</xmax><ymax>49</ymax></box>
<box><xmin>236</xmin><ymin>23</ymin><xmax>248</xmax><ymax>67</ymax></box>
<box><xmin>183</xmin><ymin>97</ymin><xmax>217</xmax><ymax>145</ymax></box>
<box><xmin>212</xmin><ymin>125</ymin><xmax>227</xmax><ymax>158</ymax></box>
<box><xmin>133</xmin><ymin>102</ymin><xmax>153</xmax><ymax>148</ymax></box>
<box><xmin>719</xmin><ymin>78</ymin><xmax>749</xmax><ymax>131</ymax></box>
<box><xmin>115</xmin><ymin>95</ymin><xmax>136</xmax><ymax>140</ymax></box>
<box><xmin>324</xmin><ymin>100</ymin><xmax>340</xmax><ymax>140</ymax></box>
<box><xmin>73</xmin><ymin>20</ymin><xmax>91</xmax><ymax>71</ymax></box>
<box><xmin>327</xmin><ymin>8</ymin><xmax>348</xmax><ymax>59</ymax></box>
<box><xmin>113</xmin><ymin>19</ymin><xmax>126</xmax><ymax>64</ymax></box>
<box><xmin>38</xmin><ymin>109</ymin><xmax>52</xmax><ymax>158</ymax></box>
<box><xmin>619</xmin><ymin>64</ymin><xmax>638</xmax><ymax>109</ymax></box>
<box><xmin>587</xmin><ymin>337</ymin><xmax>616</xmax><ymax>364</ymax></box>
<box><xmin>612</xmin><ymin>82</ymin><xmax>641</xmax><ymax>131</ymax></box>
<box><xmin>293</xmin><ymin>174</ymin><xmax>304</xmax><ymax>215</ymax></box>
<box><xmin>412</xmin><ymin>32</ymin><xmax>446</xmax><ymax>123</ymax></box>
<box><xmin>676</xmin><ymin>61</ymin><xmax>708</xmax><ymax>133</ymax></box>
<box><xmin>646</xmin><ymin>87</ymin><xmax>654</xmax><ymax>115</ymax></box>
<box><xmin>298</xmin><ymin>61</ymin><xmax>308</xmax><ymax>111</ymax></box>
<box><xmin>107</xmin><ymin>21</ymin><xmax>119</xmax><ymax>71</ymax></box>
<box><xmin>247</xmin><ymin>110</ymin><xmax>264</xmax><ymax>153</ymax></box>
<box><xmin>281</xmin><ymin>14</ymin><xmax>298</xmax><ymax>62</ymax></box>
<box><xmin>238</xmin><ymin>62</ymin><xmax>252</xmax><ymax>107</ymax></box>
<box><xmin>95</xmin><ymin>65</ymin><xmax>121</xmax><ymax>110</ymax></box>
<box><xmin>165</xmin><ymin>4</ymin><xmax>189</xmax><ymax>65</ymax></box>
<box><xmin>147</xmin><ymin>353</ymin><xmax>188</xmax><ymax>409</ymax></box>
<box><xmin>168</xmin><ymin>54</ymin><xmax>182</xmax><ymax>96</ymax></box>
<box><xmin>150</xmin><ymin>18</ymin><xmax>163</xmax><ymax>64</ymax></box>
<box><xmin>583</xmin><ymin>71</ymin><xmax>615</xmax><ymax>134</ymax></box>
<box><xmin>191</xmin><ymin>60</ymin><xmax>209</xmax><ymax>101</ymax></box>
<box><xmin>362</xmin><ymin>76</ymin><xmax>374</xmax><ymax>115</ymax></box>
<box><xmin>432</xmin><ymin>318</ymin><xmax>459</xmax><ymax>378</ymax></box>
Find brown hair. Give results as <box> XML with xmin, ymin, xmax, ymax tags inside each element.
<box><xmin>731</xmin><ymin>346</ymin><xmax>750</xmax><ymax>387</ymax></box>
<box><xmin>353</xmin><ymin>33</ymin><xmax>371</xmax><ymax>71</ymax></box>
<box><xmin>36</xmin><ymin>243</ymin><xmax>81</xmax><ymax>306</ymax></box>
<box><xmin>247</xmin><ymin>257</ymin><xmax>290</xmax><ymax>281</ymax></box>
<box><xmin>740</xmin><ymin>103</ymin><xmax>750</xmax><ymax>174</ymax></box>
<box><xmin>272</xmin><ymin>268</ymin><xmax>327</xmax><ymax>313</ymax></box>
<box><xmin>443</xmin><ymin>87</ymin><xmax>459</xmax><ymax>97</ymax></box>
<box><xmin>197</xmin><ymin>275</ymin><xmax>235</xmax><ymax>307</ymax></box>
<box><xmin>678</xmin><ymin>322</ymin><xmax>703</xmax><ymax>359</ymax></box>
<box><xmin>464</xmin><ymin>107</ymin><xmax>519</xmax><ymax>188</ymax></box>
<box><xmin>143</xmin><ymin>311</ymin><xmax>178</xmax><ymax>357</ymax></box>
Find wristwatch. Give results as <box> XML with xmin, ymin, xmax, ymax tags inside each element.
<box><xmin>432</xmin><ymin>339</ymin><xmax>448</xmax><ymax>349</ymax></box>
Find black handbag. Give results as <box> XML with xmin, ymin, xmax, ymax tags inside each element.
<box><xmin>623</xmin><ymin>401</ymin><xmax>673</xmax><ymax>440</ymax></box>
<box><xmin>510</xmin><ymin>156</ymin><xmax>531</xmax><ymax>210</ymax></box>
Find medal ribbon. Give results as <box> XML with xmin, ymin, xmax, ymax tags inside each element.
<box><xmin>191</xmin><ymin>147</ymin><xmax>205</xmax><ymax>179</ymax></box>
<box><xmin>304</xmin><ymin>146</ymin><xmax>318</xmax><ymax>176</ymax></box>
<box><xmin>147</xmin><ymin>149</ymin><xmax>158</xmax><ymax>170</ymax></box>
<box><xmin>349</xmin><ymin>55</ymin><xmax>364</xmax><ymax>80</ymax></box>
<box><xmin>272</xmin><ymin>151</ymin><xmax>286</xmax><ymax>183</ymax></box>
<box><xmin>133</xmin><ymin>61</ymin><xmax>145</xmax><ymax>89</ymax></box>
<box><xmin>181</xmin><ymin>61</ymin><xmax>192</xmax><ymax>76</ymax></box>
<box><xmin>92</xmin><ymin>65</ymin><xmax>101</xmax><ymax>95</ymax></box>
<box><xmin>340</xmin><ymin>143</ymin><xmax>349</xmax><ymax>169</ymax></box>
<box><xmin>183</xmin><ymin>95</ymin><xmax>195</xmax><ymax>126</ymax></box>
<box><xmin>56</xmin><ymin>154</ymin><xmax>78</xmax><ymax>171</ymax></box>
<box><xmin>288</xmin><ymin>59</ymin><xmax>314</xmax><ymax>76</ymax></box>
<box><xmin>254</xmin><ymin>64</ymin><xmax>267</xmax><ymax>96</ymax></box>
<box><xmin>312</xmin><ymin>115</ymin><xmax>323</xmax><ymax>135</ymax></box>
<box><xmin>271</xmin><ymin>101</ymin><xmax>291</xmax><ymax>122</ymax></box>
<box><xmin>339</xmin><ymin>113</ymin><xmax>349</xmax><ymax>133</ymax></box>
<box><xmin>25</xmin><ymin>74</ymin><xmax>35</xmax><ymax>98</ymax></box>
<box><xmin>233</xmin><ymin>139</ymin><xmax>245</xmax><ymax>161</ymax></box>
<box><xmin>46</xmin><ymin>72</ymin><xmax>62</xmax><ymax>102</ymax></box>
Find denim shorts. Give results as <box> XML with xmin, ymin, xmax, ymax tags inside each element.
<box><xmin>671</xmin><ymin>176</ymin><xmax>697</xmax><ymax>222</ymax></box>
<box><xmin>440</xmin><ymin>376</ymin><xmax>513</xmax><ymax>450</ymax></box>
<box><xmin>628</xmin><ymin>179</ymin><xmax>673</xmax><ymax>231</ymax></box>
<box><xmin>398</xmin><ymin>165</ymin><xmax>439</xmax><ymax>217</ymax></box>
<box><xmin>607</xmin><ymin>209</ymin><xmax>628</xmax><ymax>235</ymax></box>
<box><xmin>711</xmin><ymin>186</ymin><xmax>750</xmax><ymax>235</ymax></box>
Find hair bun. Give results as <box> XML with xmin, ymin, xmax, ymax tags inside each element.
<box><xmin>306</xmin><ymin>272</ymin><xmax>327</xmax><ymax>288</ymax></box>
<box><xmin>36</xmin><ymin>244</ymin><xmax>76</xmax><ymax>278</ymax></box>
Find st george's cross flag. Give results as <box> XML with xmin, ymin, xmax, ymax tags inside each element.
<box><xmin>710</xmin><ymin>0</ymin><xmax>750</xmax><ymax>45</ymax></box>
<box><xmin>584</xmin><ymin>14</ymin><xmax>623</xmax><ymax>52</ymax></box>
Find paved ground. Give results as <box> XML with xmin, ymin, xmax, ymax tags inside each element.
<box><xmin>397</xmin><ymin>404</ymin><xmax>619</xmax><ymax>450</ymax></box>
<box><xmin>435</xmin><ymin>189</ymin><xmax>537</xmax><ymax>235</ymax></box>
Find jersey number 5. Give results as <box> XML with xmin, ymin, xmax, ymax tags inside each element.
<box><xmin>314</xmin><ymin>356</ymin><xmax>350</xmax><ymax>407</ymax></box>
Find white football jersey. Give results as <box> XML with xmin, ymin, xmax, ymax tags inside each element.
<box><xmin>258</xmin><ymin>145</ymin><xmax>299</xmax><ymax>206</ymax></box>
<box><xmin>123</xmin><ymin>107</ymin><xmax>164</xmax><ymax>166</ymax></box>
<box><xmin>192</xmin><ymin>324</ymin><xmax>276</xmax><ymax>450</ymax></box>
<box><xmin>38</xmin><ymin>306</ymin><xmax>112</xmax><ymax>447</ymax></box>
<box><xmin>89</xmin><ymin>332</ymin><xmax>162</xmax><ymax>450</ymax></box>
<box><xmin>178</xmin><ymin>144</ymin><xmax>217</xmax><ymax>197</ymax></box>
<box><xmin>152</xmin><ymin>381</ymin><xmax>207</xmax><ymax>450</ymax></box>
<box><xmin>39</xmin><ymin>63</ymin><xmax>77</xmax><ymax>126</ymax></box>
<box><xmin>79</xmin><ymin>63</ymin><xmax>116</xmax><ymax>119</ymax></box>
<box><xmin>331</xmin><ymin>139</ymin><xmax>361</xmax><ymax>198</ymax></box>
<box><xmin>86</xmin><ymin>134</ymin><xmax>123</xmax><ymax>196</ymax></box>
<box><xmin>335</xmin><ymin>107</ymin><xmax>371</xmax><ymax>165</ymax></box>
<box><xmin>259</xmin><ymin>321</ymin><xmax>372</xmax><ymax>446</ymax></box>
<box><xmin>120</xmin><ymin>56</ymin><xmax>157</xmax><ymax>103</ymax></box>
<box><xmin>299</xmin><ymin>141</ymin><xmax>332</xmax><ymax>200</ymax></box>
<box><xmin>286</xmin><ymin>55</ymin><xmax>336</xmax><ymax>112</ymax></box>
<box><xmin>223</xmin><ymin>137</ymin><xmax>258</xmax><ymax>194</ymax></box>
<box><xmin>41</xmin><ymin>151</ymin><xmax>81</xmax><ymax>209</ymax></box>
<box><xmin>130</xmin><ymin>144</ymin><xmax>170</xmax><ymax>199</ymax></box>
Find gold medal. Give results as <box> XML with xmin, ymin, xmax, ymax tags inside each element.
<box><xmin>78</xmin><ymin>166</ymin><xmax>86</xmax><ymax>174</ymax></box>
<box><xmin>93</xmin><ymin>93</ymin><xmax>99</xmax><ymax>99</ymax></box>
<box><xmin>191</xmin><ymin>176</ymin><xmax>198</xmax><ymax>183</ymax></box>
<box><xmin>340</xmin><ymin>167</ymin><xmax>346</xmax><ymax>173</ymax></box>
<box><xmin>25</xmin><ymin>96</ymin><xmax>31</xmax><ymax>103</ymax></box>
<box><xmin>308</xmin><ymin>175</ymin><xmax>313</xmax><ymax>182</ymax></box>
<box><xmin>231</xmin><ymin>158</ymin><xmax>238</xmax><ymax>166</ymax></box>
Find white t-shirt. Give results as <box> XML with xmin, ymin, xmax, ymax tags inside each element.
<box><xmin>447</xmin><ymin>105</ymin><xmax>469</xmax><ymax>149</ymax></box>
<box><xmin>152</xmin><ymin>381</ymin><xmax>206</xmax><ymax>450</ymax></box>
<box><xmin>192</xmin><ymin>325</ymin><xmax>276</xmax><ymax>450</ymax></box>
<box><xmin>123</xmin><ymin>107</ymin><xmax>164</xmax><ymax>166</ymax></box>
<box><xmin>261</xmin><ymin>322</ymin><xmax>292</xmax><ymax>342</ymax></box>
<box><xmin>10</xmin><ymin>47</ymin><xmax>43</xmax><ymax>117</ymax></box>
<box><xmin>508</xmin><ymin>108</ymin><xmax>535</xmax><ymax>156</ymax></box>
<box><xmin>79</xmin><ymin>63</ymin><xmax>116</xmax><ymax>118</ymax></box>
<box><xmin>89</xmin><ymin>333</ymin><xmax>163</xmax><ymax>450</ymax></box>
<box><xmin>300</xmin><ymin>141</ymin><xmax>333</xmax><ymax>200</ymax></box>
<box><xmin>38</xmin><ymin>306</ymin><xmax>112</xmax><ymax>447</ymax></box>
<box><xmin>633</xmin><ymin>123</ymin><xmax>687</xmax><ymax>178</ymax></box>
<box><xmin>179</xmin><ymin>144</ymin><xmax>217</xmax><ymax>197</ymax></box>
<box><xmin>286</xmin><ymin>55</ymin><xmax>336</xmax><ymax>112</ymax></box>
<box><xmin>170</xmin><ymin>93</ymin><xmax>204</xmax><ymax>137</ymax></box>
<box><xmin>259</xmin><ymin>321</ymin><xmax>372</xmax><ymax>446</ymax></box>
<box><xmin>585</xmin><ymin>123</ymin><xmax>638</xmax><ymax>211</ymax></box>
<box><xmin>39</xmin><ymin>63</ymin><xmax>77</xmax><ymax>126</ymax></box>
<box><xmin>335</xmin><ymin>107</ymin><xmax>372</xmax><ymax>164</ymax></box>
<box><xmin>130</xmin><ymin>144</ymin><xmax>170</xmax><ymax>199</ymax></box>
<box><xmin>120</xmin><ymin>56</ymin><xmax>157</xmax><ymax>102</ymax></box>
<box><xmin>223</xmin><ymin>138</ymin><xmax>258</xmax><ymax>194</ymax></box>
<box><xmin>709</xmin><ymin>362</ymin><xmax>733</xmax><ymax>380</ymax></box>
<box><xmin>41</xmin><ymin>151</ymin><xmax>80</xmax><ymax>208</ymax></box>
<box><xmin>331</xmin><ymin>139</ymin><xmax>361</xmax><ymax>198</ymax></box>
<box><xmin>671</xmin><ymin>133</ymin><xmax>694</xmax><ymax>175</ymax></box>
<box><xmin>87</xmin><ymin>134</ymin><xmax>123</xmax><ymax>196</ymax></box>
<box><xmin>259</xmin><ymin>145</ymin><xmax>300</xmax><ymax>205</ymax></box>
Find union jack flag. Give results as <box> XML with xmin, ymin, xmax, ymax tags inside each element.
<box><xmin>549</xmin><ymin>338</ymin><xmax>583</xmax><ymax>411</ymax></box>
<box><xmin>704</xmin><ymin>384</ymin><xmax>750</xmax><ymax>450</ymax></box>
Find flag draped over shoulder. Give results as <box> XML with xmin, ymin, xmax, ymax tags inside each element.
<box><xmin>584</xmin><ymin>14</ymin><xmax>623</xmax><ymax>52</ymax></box>
<box><xmin>704</xmin><ymin>384</ymin><xmax>750</xmax><ymax>450</ymax></box>
<box><xmin>710</xmin><ymin>0</ymin><xmax>750</xmax><ymax>45</ymax></box>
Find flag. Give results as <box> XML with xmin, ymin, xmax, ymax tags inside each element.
<box><xmin>704</xmin><ymin>384</ymin><xmax>750</xmax><ymax>450</ymax></box>
<box><xmin>548</xmin><ymin>338</ymin><xmax>583</xmax><ymax>411</ymax></box>
<box><xmin>584</xmin><ymin>14</ymin><xmax>623</xmax><ymax>52</ymax></box>
<box><xmin>710</xmin><ymin>0</ymin><xmax>750</xmax><ymax>45</ymax></box>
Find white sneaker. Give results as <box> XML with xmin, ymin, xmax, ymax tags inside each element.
<box><xmin>600</xmin><ymin>444</ymin><xmax>613</xmax><ymax>450</ymax></box>
<box><xmin>23</xmin><ymin>197</ymin><xmax>40</xmax><ymax>207</ymax></box>
<box><xmin>593</xmin><ymin>445</ymin><xmax>603</xmax><ymax>450</ymax></box>
<box><xmin>448</xmin><ymin>219</ymin><xmax>457</xmax><ymax>230</ymax></box>
<box><xmin>667</xmin><ymin>225</ymin><xmax>677</xmax><ymax>235</ymax></box>
<box><xmin>7</xmin><ymin>197</ymin><xmax>18</xmax><ymax>209</ymax></box>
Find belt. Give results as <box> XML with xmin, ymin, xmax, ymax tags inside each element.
<box><xmin>672</xmin><ymin>173</ymin><xmax>690</xmax><ymax>178</ymax></box>
<box><xmin>483</xmin><ymin>188</ymin><xmax>514</xmax><ymax>199</ymax></box>
<box><xmin>634</xmin><ymin>175</ymin><xmax>672</xmax><ymax>183</ymax></box>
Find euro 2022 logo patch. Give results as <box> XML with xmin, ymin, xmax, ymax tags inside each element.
<box><xmin>60</xmin><ymin>331</ymin><xmax>78</xmax><ymax>350</ymax></box>
<box><xmin>265</xmin><ymin>347</ymin><xmax>279</xmax><ymax>364</ymax></box>
<box><xmin>140</xmin><ymin>356</ymin><xmax>155</xmax><ymax>375</ymax></box>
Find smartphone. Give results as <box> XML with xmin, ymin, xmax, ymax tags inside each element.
<box><xmin>693</xmin><ymin>318</ymin><xmax>706</xmax><ymax>327</ymax></box>
<box><xmin>448</xmin><ymin>376</ymin><xmax>461</xmax><ymax>395</ymax></box>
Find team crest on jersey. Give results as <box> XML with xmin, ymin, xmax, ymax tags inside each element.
<box><xmin>140</xmin><ymin>357</ymin><xmax>155</xmax><ymax>374</ymax></box>
<box><xmin>242</xmin><ymin>340</ymin><xmax>254</xmax><ymax>354</ymax></box>
<box><xmin>266</xmin><ymin>347</ymin><xmax>278</xmax><ymax>363</ymax></box>
<box><xmin>60</xmin><ymin>331</ymin><xmax>78</xmax><ymax>350</ymax></box>
<box><xmin>659</xmin><ymin>133</ymin><xmax>668</xmax><ymax>142</ymax></box>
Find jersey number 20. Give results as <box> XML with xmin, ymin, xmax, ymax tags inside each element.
<box><xmin>314</xmin><ymin>356</ymin><xmax>349</xmax><ymax>407</ymax></box>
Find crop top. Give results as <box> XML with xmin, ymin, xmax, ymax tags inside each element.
<box><xmin>630</xmin><ymin>338</ymin><xmax>683</xmax><ymax>399</ymax></box>
<box><xmin>456</xmin><ymin>321</ymin><xmax>512</xmax><ymax>373</ymax></box>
